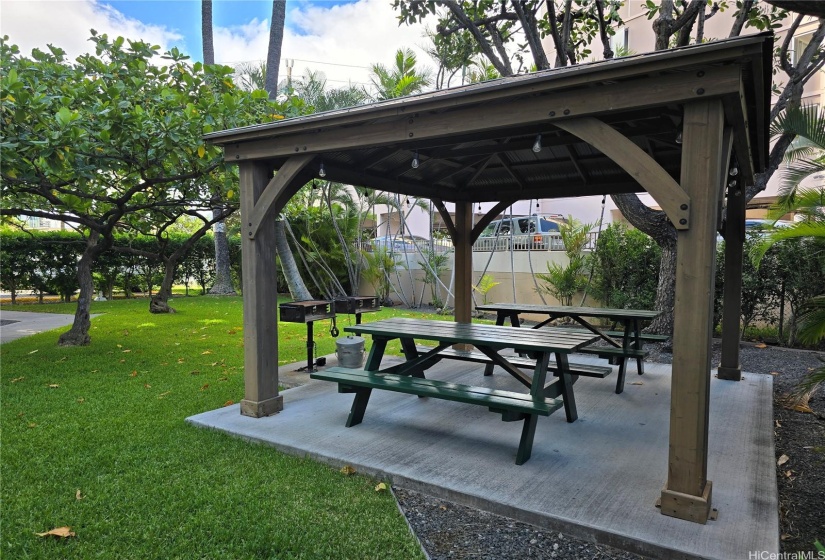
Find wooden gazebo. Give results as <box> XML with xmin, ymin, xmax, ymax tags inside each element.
<box><xmin>205</xmin><ymin>34</ymin><xmax>771</xmax><ymax>524</ymax></box>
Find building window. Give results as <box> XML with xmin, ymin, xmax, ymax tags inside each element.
<box><xmin>791</xmin><ymin>32</ymin><xmax>813</xmax><ymax>65</ymax></box>
<box><xmin>610</xmin><ymin>28</ymin><xmax>629</xmax><ymax>57</ymax></box>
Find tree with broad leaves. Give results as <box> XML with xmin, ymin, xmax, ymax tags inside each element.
<box><xmin>395</xmin><ymin>0</ymin><xmax>825</xmax><ymax>334</ymax></box>
<box><xmin>0</xmin><ymin>33</ymin><xmax>287</xmax><ymax>345</ymax></box>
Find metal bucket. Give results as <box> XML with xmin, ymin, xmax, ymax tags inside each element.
<box><xmin>335</xmin><ymin>335</ymin><xmax>365</xmax><ymax>368</ymax></box>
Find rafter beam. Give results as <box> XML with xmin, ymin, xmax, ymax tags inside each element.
<box><xmin>564</xmin><ymin>145</ymin><xmax>588</xmax><ymax>185</ymax></box>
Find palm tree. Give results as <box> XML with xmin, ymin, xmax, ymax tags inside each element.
<box><xmin>201</xmin><ymin>0</ymin><xmax>236</xmax><ymax>295</ymax></box>
<box><xmin>264</xmin><ymin>1</ymin><xmax>287</xmax><ymax>99</ymax></box>
<box><xmin>753</xmin><ymin>105</ymin><xmax>825</xmax><ymax>396</ymax></box>
<box><xmin>293</xmin><ymin>70</ymin><xmax>369</xmax><ymax>113</ymax></box>
<box><xmin>369</xmin><ymin>48</ymin><xmax>431</xmax><ymax>100</ymax></box>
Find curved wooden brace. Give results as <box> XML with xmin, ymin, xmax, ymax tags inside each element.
<box><xmin>471</xmin><ymin>200</ymin><xmax>516</xmax><ymax>244</ymax></box>
<box><xmin>248</xmin><ymin>154</ymin><xmax>315</xmax><ymax>238</ymax></box>
<box><xmin>554</xmin><ymin>118</ymin><xmax>691</xmax><ymax>230</ymax></box>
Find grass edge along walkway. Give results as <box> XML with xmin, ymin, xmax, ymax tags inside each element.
<box><xmin>1</xmin><ymin>297</ymin><xmax>428</xmax><ymax>559</ymax></box>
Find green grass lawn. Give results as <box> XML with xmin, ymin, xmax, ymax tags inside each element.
<box><xmin>0</xmin><ymin>296</ymin><xmax>450</xmax><ymax>559</ymax></box>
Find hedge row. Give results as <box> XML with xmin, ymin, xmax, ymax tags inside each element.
<box><xmin>0</xmin><ymin>229</ymin><xmax>242</xmax><ymax>303</ymax></box>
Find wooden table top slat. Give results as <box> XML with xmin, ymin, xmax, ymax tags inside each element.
<box><xmin>345</xmin><ymin>318</ymin><xmax>598</xmax><ymax>352</ymax></box>
<box><xmin>475</xmin><ymin>303</ymin><xmax>660</xmax><ymax>320</ymax></box>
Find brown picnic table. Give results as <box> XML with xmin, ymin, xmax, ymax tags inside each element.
<box><xmin>475</xmin><ymin>303</ymin><xmax>662</xmax><ymax>394</ymax></box>
<box><xmin>310</xmin><ymin>317</ymin><xmax>602</xmax><ymax>464</ymax></box>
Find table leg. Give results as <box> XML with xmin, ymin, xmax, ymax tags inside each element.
<box><xmin>515</xmin><ymin>414</ymin><xmax>538</xmax><ymax>465</ymax></box>
<box><xmin>555</xmin><ymin>352</ymin><xmax>578</xmax><ymax>422</ymax></box>
<box><xmin>399</xmin><ymin>337</ymin><xmax>427</xmax><ymax>379</ymax></box>
<box><xmin>364</xmin><ymin>338</ymin><xmax>388</xmax><ymax>371</ymax></box>
<box><xmin>633</xmin><ymin>319</ymin><xmax>644</xmax><ymax>376</ymax></box>
<box><xmin>346</xmin><ymin>388</ymin><xmax>372</xmax><ymax>427</ymax></box>
<box><xmin>485</xmin><ymin>312</ymin><xmax>511</xmax><ymax>376</ymax></box>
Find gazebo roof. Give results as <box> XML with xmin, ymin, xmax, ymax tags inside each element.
<box><xmin>206</xmin><ymin>33</ymin><xmax>770</xmax><ymax>204</ymax></box>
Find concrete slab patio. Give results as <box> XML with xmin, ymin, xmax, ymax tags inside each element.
<box><xmin>187</xmin><ymin>356</ymin><xmax>778</xmax><ymax>559</ymax></box>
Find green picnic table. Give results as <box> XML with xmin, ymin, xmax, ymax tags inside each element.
<box><xmin>475</xmin><ymin>303</ymin><xmax>662</xmax><ymax>393</ymax></box>
<box><xmin>310</xmin><ymin>317</ymin><xmax>602</xmax><ymax>464</ymax></box>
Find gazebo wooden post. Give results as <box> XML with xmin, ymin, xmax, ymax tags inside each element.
<box><xmin>239</xmin><ymin>161</ymin><xmax>282</xmax><ymax>418</ymax></box>
<box><xmin>660</xmin><ymin>99</ymin><xmax>725</xmax><ymax>523</ymax></box>
<box><xmin>718</xmin><ymin>184</ymin><xmax>745</xmax><ymax>380</ymax></box>
<box><xmin>454</xmin><ymin>201</ymin><xmax>474</xmax><ymax>327</ymax></box>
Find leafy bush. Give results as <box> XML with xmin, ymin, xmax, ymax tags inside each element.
<box><xmin>589</xmin><ymin>223</ymin><xmax>660</xmax><ymax>309</ymax></box>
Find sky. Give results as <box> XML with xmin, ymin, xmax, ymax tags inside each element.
<box><xmin>0</xmin><ymin>0</ymin><xmax>436</xmax><ymax>90</ymax></box>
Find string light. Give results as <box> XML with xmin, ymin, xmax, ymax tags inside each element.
<box><xmin>675</xmin><ymin>131</ymin><xmax>683</xmax><ymax>144</ymax></box>
<box><xmin>729</xmin><ymin>167</ymin><xmax>739</xmax><ymax>177</ymax></box>
<box><xmin>319</xmin><ymin>162</ymin><xmax>326</xmax><ymax>178</ymax></box>
<box><xmin>532</xmin><ymin>134</ymin><xmax>542</xmax><ymax>153</ymax></box>
<box><xmin>411</xmin><ymin>151</ymin><xmax>420</xmax><ymax>169</ymax></box>
<box><xmin>478</xmin><ymin>203</ymin><xmax>482</xmax><ymax>211</ymax></box>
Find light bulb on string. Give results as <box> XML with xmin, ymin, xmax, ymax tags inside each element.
<box><xmin>319</xmin><ymin>162</ymin><xmax>326</xmax><ymax>178</ymax></box>
<box><xmin>532</xmin><ymin>134</ymin><xmax>542</xmax><ymax>153</ymax></box>
<box><xmin>729</xmin><ymin>167</ymin><xmax>739</xmax><ymax>177</ymax></box>
<box><xmin>411</xmin><ymin>151</ymin><xmax>419</xmax><ymax>169</ymax></box>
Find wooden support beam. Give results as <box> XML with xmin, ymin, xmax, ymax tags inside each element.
<box><xmin>323</xmin><ymin>163</ymin><xmax>452</xmax><ymax>201</ymax></box>
<box><xmin>471</xmin><ymin>200</ymin><xmax>516</xmax><ymax>243</ymax></box>
<box><xmin>719</xmin><ymin>129</ymin><xmax>745</xmax><ymax>381</ymax></box>
<box><xmin>495</xmin><ymin>153</ymin><xmax>527</xmax><ymax>190</ymax></box>
<box><xmin>248</xmin><ymin>154</ymin><xmax>314</xmax><ymax>239</ymax></box>
<box><xmin>564</xmin><ymin>145</ymin><xmax>588</xmax><ymax>185</ymax></box>
<box><xmin>432</xmin><ymin>199</ymin><xmax>457</xmax><ymax>242</ymax></box>
<box><xmin>554</xmin><ymin>117</ymin><xmax>691</xmax><ymax>230</ymax></box>
<box><xmin>239</xmin><ymin>161</ymin><xmax>283</xmax><ymax>418</ymax></box>
<box><xmin>660</xmin><ymin>99</ymin><xmax>725</xmax><ymax>524</ymax></box>
<box><xmin>454</xmin><ymin>202</ymin><xmax>473</xmax><ymax>327</ymax></box>
<box><xmin>225</xmin><ymin>66</ymin><xmax>740</xmax><ymax>162</ymax></box>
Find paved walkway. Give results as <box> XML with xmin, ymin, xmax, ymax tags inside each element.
<box><xmin>0</xmin><ymin>310</ymin><xmax>91</xmax><ymax>344</ymax></box>
<box><xmin>188</xmin><ymin>357</ymin><xmax>778</xmax><ymax>560</ymax></box>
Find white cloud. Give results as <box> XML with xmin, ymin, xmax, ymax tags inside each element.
<box><xmin>214</xmin><ymin>0</ymin><xmax>436</xmax><ymax>91</ymax></box>
<box><xmin>0</xmin><ymin>0</ymin><xmax>183</xmax><ymax>59</ymax></box>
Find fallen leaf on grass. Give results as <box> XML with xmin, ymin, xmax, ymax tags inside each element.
<box><xmin>119</xmin><ymin>359</ymin><xmax>126</xmax><ymax>364</ymax></box>
<box><xmin>177</xmin><ymin>358</ymin><xmax>185</xmax><ymax>364</ymax></box>
<box><xmin>630</xmin><ymin>381</ymin><xmax>644</xmax><ymax>386</ymax></box>
<box><xmin>375</xmin><ymin>482</ymin><xmax>388</xmax><ymax>492</ymax></box>
<box><xmin>75</xmin><ymin>489</ymin><xmax>84</xmax><ymax>500</ymax></box>
<box><xmin>129</xmin><ymin>370</ymin><xmax>138</xmax><ymax>377</ymax></box>
<box><xmin>76</xmin><ymin>398</ymin><xmax>85</xmax><ymax>404</ymax></box>
<box><xmin>777</xmin><ymin>454</ymin><xmax>789</xmax><ymax>466</ymax></box>
<box><xmin>340</xmin><ymin>465</ymin><xmax>356</xmax><ymax>476</ymax></box>
<box><xmin>117</xmin><ymin>344</ymin><xmax>122</xmax><ymax>348</ymax></box>
<box><xmin>223</xmin><ymin>400</ymin><xmax>234</xmax><ymax>407</ymax></box>
<box><xmin>217</xmin><ymin>376</ymin><xmax>228</xmax><ymax>382</ymax></box>
<box><xmin>48</xmin><ymin>384</ymin><xmax>59</xmax><ymax>389</ymax></box>
<box><xmin>10</xmin><ymin>376</ymin><xmax>24</xmax><ymax>383</ymax></box>
<box><xmin>200</xmin><ymin>384</ymin><xmax>209</xmax><ymax>391</ymax></box>
<box><xmin>754</xmin><ymin>342</ymin><xmax>767</xmax><ymax>349</ymax></box>
<box><xmin>36</xmin><ymin>527</ymin><xmax>75</xmax><ymax>538</ymax></box>
<box><xmin>190</xmin><ymin>370</ymin><xmax>200</xmax><ymax>376</ymax></box>
<box><xmin>227</xmin><ymin>330</ymin><xmax>237</xmax><ymax>335</ymax></box>
<box><xmin>28</xmin><ymin>422</ymin><xmax>37</xmax><ymax>429</ymax></box>
<box><xmin>201</xmin><ymin>350</ymin><xmax>213</xmax><ymax>355</ymax></box>
<box><xmin>144</xmin><ymin>384</ymin><xmax>152</xmax><ymax>389</ymax></box>
<box><xmin>28</xmin><ymin>349</ymin><xmax>38</xmax><ymax>354</ymax></box>
<box><xmin>157</xmin><ymin>391</ymin><xmax>171</xmax><ymax>399</ymax></box>
<box><xmin>56</xmin><ymin>356</ymin><xmax>67</xmax><ymax>363</ymax></box>
<box><xmin>122</xmin><ymin>349</ymin><xmax>131</xmax><ymax>353</ymax></box>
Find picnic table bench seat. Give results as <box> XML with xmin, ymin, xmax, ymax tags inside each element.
<box><xmin>311</xmin><ymin>366</ymin><xmax>563</xmax><ymax>464</ymax></box>
<box><xmin>415</xmin><ymin>345</ymin><xmax>612</xmax><ymax>379</ymax></box>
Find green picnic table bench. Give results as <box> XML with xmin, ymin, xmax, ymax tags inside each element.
<box><xmin>476</xmin><ymin>303</ymin><xmax>662</xmax><ymax>394</ymax></box>
<box><xmin>310</xmin><ymin>318</ymin><xmax>600</xmax><ymax>464</ymax></box>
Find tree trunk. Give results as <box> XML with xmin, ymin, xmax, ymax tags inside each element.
<box><xmin>275</xmin><ymin>219</ymin><xmax>312</xmax><ymax>301</ymax></box>
<box><xmin>150</xmin><ymin>257</ymin><xmax>177</xmax><ymax>314</ymax></box>
<box><xmin>58</xmin><ymin>234</ymin><xmax>103</xmax><ymax>346</ymax></box>
<box><xmin>201</xmin><ymin>0</ymin><xmax>214</xmax><ymax>65</ymax></box>
<box><xmin>265</xmin><ymin>0</ymin><xmax>287</xmax><ymax>98</ymax></box>
<box><xmin>208</xmin><ymin>218</ymin><xmax>236</xmax><ymax>295</ymax></box>
<box><xmin>610</xmin><ymin>193</ymin><xmax>677</xmax><ymax>335</ymax></box>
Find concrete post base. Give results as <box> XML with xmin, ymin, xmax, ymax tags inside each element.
<box><xmin>717</xmin><ymin>366</ymin><xmax>742</xmax><ymax>381</ymax></box>
<box><xmin>659</xmin><ymin>480</ymin><xmax>713</xmax><ymax>524</ymax></box>
<box><xmin>241</xmin><ymin>396</ymin><xmax>283</xmax><ymax>418</ymax></box>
